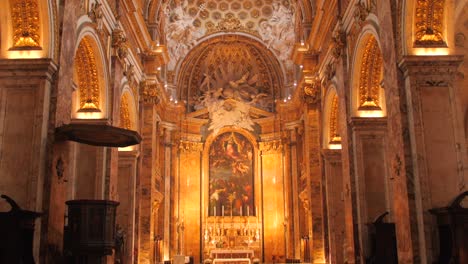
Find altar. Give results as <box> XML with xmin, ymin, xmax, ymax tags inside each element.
<box><xmin>209</xmin><ymin>249</ymin><xmax>255</xmax><ymax>264</ymax></box>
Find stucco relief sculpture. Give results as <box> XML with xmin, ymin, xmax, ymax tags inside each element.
<box><xmin>192</xmin><ymin>61</ymin><xmax>273</xmax><ymax>133</ymax></box>
<box><xmin>164</xmin><ymin>0</ymin><xmax>206</xmax><ymax>69</ymax></box>
<box><xmin>258</xmin><ymin>2</ymin><xmax>295</xmax><ymax>63</ymax></box>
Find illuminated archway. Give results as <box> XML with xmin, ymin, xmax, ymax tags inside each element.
<box><xmin>351</xmin><ymin>33</ymin><xmax>386</xmax><ymax>118</ymax></box>
<box><xmin>323</xmin><ymin>86</ymin><xmax>341</xmax><ymax>149</ymax></box>
<box><xmin>72</xmin><ymin>34</ymin><xmax>108</xmax><ymax>119</ymax></box>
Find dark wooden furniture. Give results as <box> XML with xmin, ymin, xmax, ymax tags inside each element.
<box><xmin>430</xmin><ymin>191</ymin><xmax>468</xmax><ymax>264</ymax></box>
<box><xmin>56</xmin><ymin>123</ymin><xmax>141</xmax><ymax>147</ymax></box>
<box><xmin>367</xmin><ymin>212</ymin><xmax>398</xmax><ymax>264</ymax></box>
<box><xmin>0</xmin><ymin>194</ymin><xmax>41</xmax><ymax>264</ymax></box>
<box><xmin>64</xmin><ymin>199</ymin><xmax>119</xmax><ymax>263</ymax></box>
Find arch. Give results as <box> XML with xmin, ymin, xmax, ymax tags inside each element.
<box><xmin>72</xmin><ymin>31</ymin><xmax>109</xmax><ymax>119</ymax></box>
<box><xmin>176</xmin><ymin>34</ymin><xmax>285</xmax><ymax>113</ymax></box>
<box><xmin>323</xmin><ymin>86</ymin><xmax>341</xmax><ymax>149</ymax></box>
<box><xmin>120</xmin><ymin>86</ymin><xmax>139</xmax><ymax>131</ymax></box>
<box><xmin>350</xmin><ymin>31</ymin><xmax>386</xmax><ymax>118</ymax></box>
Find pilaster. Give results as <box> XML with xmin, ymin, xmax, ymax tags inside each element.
<box><xmin>399</xmin><ymin>55</ymin><xmax>464</xmax><ymax>262</ymax></box>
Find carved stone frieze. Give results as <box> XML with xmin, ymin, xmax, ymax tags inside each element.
<box><xmin>259</xmin><ymin>140</ymin><xmax>283</xmax><ymax>154</ymax></box>
<box><xmin>178</xmin><ymin>141</ymin><xmax>204</xmax><ymax>153</ymax></box>
<box><xmin>399</xmin><ymin>55</ymin><xmax>463</xmax><ymax>87</ymax></box>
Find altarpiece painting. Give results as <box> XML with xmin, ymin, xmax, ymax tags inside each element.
<box><xmin>209</xmin><ymin>132</ymin><xmax>254</xmax><ymax>217</ymax></box>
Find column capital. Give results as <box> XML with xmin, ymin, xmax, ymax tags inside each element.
<box><xmin>398</xmin><ymin>55</ymin><xmax>463</xmax><ymax>87</ymax></box>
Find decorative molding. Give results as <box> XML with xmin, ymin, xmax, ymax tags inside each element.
<box><xmin>178</xmin><ymin>140</ymin><xmax>203</xmax><ymax>153</ymax></box>
<box><xmin>112</xmin><ymin>28</ymin><xmax>129</xmax><ymax>61</ymax></box>
<box><xmin>206</xmin><ymin>13</ymin><xmax>258</xmax><ymax>36</ymax></box>
<box><xmin>140</xmin><ymin>81</ymin><xmax>161</xmax><ymax>104</ymax></box>
<box><xmin>75</xmin><ymin>38</ymin><xmax>100</xmax><ymax>111</ymax></box>
<box><xmin>303</xmin><ymin>78</ymin><xmax>321</xmax><ymax>106</ymax></box>
<box><xmin>88</xmin><ymin>0</ymin><xmax>103</xmax><ymax>31</ymax></box>
<box><xmin>9</xmin><ymin>0</ymin><xmax>41</xmax><ymax>50</ymax></box>
<box><xmin>398</xmin><ymin>55</ymin><xmax>463</xmax><ymax>87</ymax></box>
<box><xmin>259</xmin><ymin>140</ymin><xmax>283</xmax><ymax>154</ymax></box>
<box><xmin>331</xmin><ymin>29</ymin><xmax>346</xmax><ymax>59</ymax></box>
<box><xmin>354</xmin><ymin>1</ymin><xmax>369</xmax><ymax>24</ymax></box>
<box><xmin>414</xmin><ymin>0</ymin><xmax>446</xmax><ymax>46</ymax></box>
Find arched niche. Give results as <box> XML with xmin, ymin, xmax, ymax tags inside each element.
<box><xmin>350</xmin><ymin>31</ymin><xmax>387</xmax><ymax>118</ymax></box>
<box><xmin>71</xmin><ymin>33</ymin><xmax>109</xmax><ymax>120</ymax></box>
<box><xmin>119</xmin><ymin>87</ymin><xmax>139</xmax><ymax>131</ymax></box>
<box><xmin>0</xmin><ymin>0</ymin><xmax>53</xmax><ymax>59</ymax></box>
<box><xmin>323</xmin><ymin>86</ymin><xmax>341</xmax><ymax>149</ymax></box>
<box><xmin>176</xmin><ymin>34</ymin><xmax>284</xmax><ymax>113</ymax></box>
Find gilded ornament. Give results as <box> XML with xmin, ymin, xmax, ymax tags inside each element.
<box><xmin>10</xmin><ymin>0</ymin><xmax>41</xmax><ymax>49</ymax></box>
<box><xmin>358</xmin><ymin>36</ymin><xmax>382</xmax><ymax>110</ymax></box>
<box><xmin>120</xmin><ymin>93</ymin><xmax>132</xmax><ymax>130</ymax></box>
<box><xmin>414</xmin><ymin>0</ymin><xmax>446</xmax><ymax>46</ymax></box>
<box><xmin>329</xmin><ymin>95</ymin><xmax>341</xmax><ymax>144</ymax></box>
<box><xmin>75</xmin><ymin>38</ymin><xmax>100</xmax><ymax>111</ymax></box>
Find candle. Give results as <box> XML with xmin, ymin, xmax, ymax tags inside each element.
<box><xmin>240</xmin><ymin>206</ymin><xmax>242</xmax><ymax>216</ymax></box>
<box><xmin>222</xmin><ymin>206</ymin><xmax>224</xmax><ymax>217</ymax></box>
<box><xmin>247</xmin><ymin>206</ymin><xmax>249</xmax><ymax>216</ymax></box>
<box><xmin>214</xmin><ymin>206</ymin><xmax>216</xmax><ymax>216</ymax></box>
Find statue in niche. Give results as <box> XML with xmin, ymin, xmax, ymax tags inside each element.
<box><xmin>164</xmin><ymin>0</ymin><xmax>205</xmax><ymax>69</ymax></box>
<box><xmin>258</xmin><ymin>1</ymin><xmax>295</xmax><ymax>62</ymax></box>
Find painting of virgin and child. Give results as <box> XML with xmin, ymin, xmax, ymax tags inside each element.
<box><xmin>209</xmin><ymin>132</ymin><xmax>255</xmax><ymax>217</ymax></box>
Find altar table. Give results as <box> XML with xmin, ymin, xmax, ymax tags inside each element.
<box><xmin>210</xmin><ymin>249</ymin><xmax>254</xmax><ymax>264</ymax></box>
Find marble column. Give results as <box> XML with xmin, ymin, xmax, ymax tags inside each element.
<box><xmin>285</xmin><ymin>121</ymin><xmax>303</xmax><ymax>259</ymax></box>
<box><xmin>0</xmin><ymin>58</ymin><xmax>58</xmax><ymax>261</ymax></box>
<box><xmin>304</xmin><ymin>107</ymin><xmax>326</xmax><ymax>263</ymax></box>
<box><xmin>322</xmin><ymin>149</ymin><xmax>344</xmax><ymax>264</ymax></box>
<box><xmin>399</xmin><ymin>55</ymin><xmax>464</xmax><ymax>263</ymax></box>
<box><xmin>178</xmin><ymin>139</ymin><xmax>203</xmax><ymax>262</ymax></box>
<box><xmin>137</xmin><ymin>103</ymin><xmax>158</xmax><ymax>264</ymax></box>
<box><xmin>162</xmin><ymin>122</ymin><xmax>177</xmax><ymax>260</ymax></box>
<box><xmin>260</xmin><ymin>139</ymin><xmax>286</xmax><ymax>263</ymax></box>
<box><xmin>349</xmin><ymin>117</ymin><xmax>390</xmax><ymax>260</ymax></box>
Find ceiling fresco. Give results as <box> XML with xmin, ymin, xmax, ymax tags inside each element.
<box><xmin>162</xmin><ymin>0</ymin><xmax>296</xmax><ymax>72</ymax></box>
